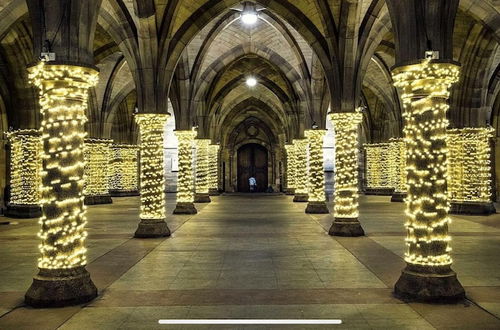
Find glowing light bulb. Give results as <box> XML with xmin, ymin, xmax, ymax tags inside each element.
<box><xmin>246</xmin><ymin>77</ymin><xmax>257</xmax><ymax>87</ymax></box>
<box><xmin>241</xmin><ymin>12</ymin><xmax>258</xmax><ymax>25</ymax></box>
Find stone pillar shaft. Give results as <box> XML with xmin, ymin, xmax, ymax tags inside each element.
<box><xmin>195</xmin><ymin>139</ymin><xmax>211</xmax><ymax>203</ymax></box>
<box><xmin>305</xmin><ymin>129</ymin><xmax>329</xmax><ymax>213</ymax></box>
<box><xmin>208</xmin><ymin>144</ymin><xmax>220</xmax><ymax>195</ymax></box>
<box><xmin>284</xmin><ymin>144</ymin><xmax>296</xmax><ymax>195</ymax></box>
<box><xmin>109</xmin><ymin>144</ymin><xmax>139</xmax><ymax>196</ymax></box>
<box><xmin>329</xmin><ymin>111</ymin><xmax>364</xmax><ymax>236</ymax></box>
<box><xmin>392</xmin><ymin>59</ymin><xmax>464</xmax><ymax>301</ymax></box>
<box><xmin>389</xmin><ymin>138</ymin><xmax>407</xmax><ymax>202</ymax></box>
<box><xmin>83</xmin><ymin>138</ymin><xmax>113</xmax><ymax>205</ymax></box>
<box><xmin>134</xmin><ymin>113</ymin><xmax>170</xmax><ymax>238</ymax></box>
<box><xmin>25</xmin><ymin>62</ymin><xmax>98</xmax><ymax>307</ymax></box>
<box><xmin>5</xmin><ymin>129</ymin><xmax>42</xmax><ymax>218</ymax></box>
<box><xmin>293</xmin><ymin>139</ymin><xmax>308</xmax><ymax>202</ymax></box>
<box><xmin>173</xmin><ymin>130</ymin><xmax>197</xmax><ymax>214</ymax></box>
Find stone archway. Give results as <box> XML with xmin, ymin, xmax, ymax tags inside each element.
<box><xmin>237</xmin><ymin>143</ymin><xmax>269</xmax><ymax>192</ymax></box>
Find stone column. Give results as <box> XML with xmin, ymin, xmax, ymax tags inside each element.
<box><xmin>284</xmin><ymin>144</ymin><xmax>295</xmax><ymax>195</ymax></box>
<box><xmin>328</xmin><ymin>111</ymin><xmax>364</xmax><ymax>236</ymax></box>
<box><xmin>109</xmin><ymin>144</ymin><xmax>140</xmax><ymax>197</ymax></box>
<box><xmin>83</xmin><ymin>138</ymin><xmax>113</xmax><ymax>205</ymax></box>
<box><xmin>134</xmin><ymin>113</ymin><xmax>171</xmax><ymax>238</ymax></box>
<box><xmin>25</xmin><ymin>62</ymin><xmax>98</xmax><ymax>307</ymax></box>
<box><xmin>293</xmin><ymin>139</ymin><xmax>308</xmax><ymax>202</ymax></box>
<box><xmin>447</xmin><ymin>127</ymin><xmax>496</xmax><ymax>215</ymax></box>
<box><xmin>173</xmin><ymin>130</ymin><xmax>197</xmax><ymax>214</ymax></box>
<box><xmin>305</xmin><ymin>129</ymin><xmax>329</xmax><ymax>213</ymax></box>
<box><xmin>195</xmin><ymin>138</ymin><xmax>211</xmax><ymax>203</ymax></box>
<box><xmin>392</xmin><ymin>59</ymin><xmax>465</xmax><ymax>301</ymax></box>
<box><xmin>4</xmin><ymin>129</ymin><xmax>42</xmax><ymax>218</ymax></box>
<box><xmin>208</xmin><ymin>144</ymin><xmax>220</xmax><ymax>196</ymax></box>
<box><xmin>389</xmin><ymin>138</ymin><xmax>407</xmax><ymax>202</ymax></box>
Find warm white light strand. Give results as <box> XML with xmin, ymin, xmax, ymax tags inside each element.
<box><xmin>5</xmin><ymin>129</ymin><xmax>42</xmax><ymax>205</ymax></box>
<box><xmin>28</xmin><ymin>62</ymin><xmax>98</xmax><ymax>269</ymax></box>
<box><xmin>83</xmin><ymin>138</ymin><xmax>112</xmax><ymax>197</ymax></box>
<box><xmin>393</xmin><ymin>59</ymin><xmax>460</xmax><ymax>267</ymax></box>
<box><xmin>136</xmin><ymin>113</ymin><xmax>170</xmax><ymax>220</ymax></box>
<box><xmin>329</xmin><ymin>110</ymin><xmax>363</xmax><ymax>218</ymax></box>
<box><xmin>175</xmin><ymin>130</ymin><xmax>196</xmax><ymax>203</ymax></box>
<box><xmin>109</xmin><ymin>144</ymin><xmax>139</xmax><ymax>192</ymax></box>
<box><xmin>305</xmin><ymin>129</ymin><xmax>326</xmax><ymax>202</ymax></box>
<box><xmin>446</xmin><ymin>127</ymin><xmax>494</xmax><ymax>203</ymax></box>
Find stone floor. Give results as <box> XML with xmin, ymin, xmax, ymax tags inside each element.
<box><xmin>0</xmin><ymin>194</ymin><xmax>500</xmax><ymax>329</ymax></box>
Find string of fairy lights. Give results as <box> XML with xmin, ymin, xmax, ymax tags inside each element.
<box><xmin>293</xmin><ymin>138</ymin><xmax>308</xmax><ymax>196</ymax></box>
<box><xmin>388</xmin><ymin>138</ymin><xmax>407</xmax><ymax>194</ymax></box>
<box><xmin>175</xmin><ymin>130</ymin><xmax>196</xmax><ymax>203</ymax></box>
<box><xmin>208</xmin><ymin>143</ymin><xmax>220</xmax><ymax>192</ymax></box>
<box><xmin>364</xmin><ymin>143</ymin><xmax>392</xmax><ymax>189</ymax></box>
<box><xmin>393</xmin><ymin>59</ymin><xmax>460</xmax><ymax>267</ymax></box>
<box><xmin>28</xmin><ymin>62</ymin><xmax>98</xmax><ymax>269</ymax></box>
<box><xmin>135</xmin><ymin>113</ymin><xmax>169</xmax><ymax>220</ymax></box>
<box><xmin>329</xmin><ymin>110</ymin><xmax>362</xmax><ymax>218</ymax></box>
<box><xmin>195</xmin><ymin>139</ymin><xmax>211</xmax><ymax>195</ymax></box>
<box><xmin>109</xmin><ymin>144</ymin><xmax>139</xmax><ymax>192</ymax></box>
<box><xmin>447</xmin><ymin>127</ymin><xmax>493</xmax><ymax>203</ymax></box>
<box><xmin>83</xmin><ymin>138</ymin><xmax>112</xmax><ymax>197</ymax></box>
<box><xmin>305</xmin><ymin>129</ymin><xmax>326</xmax><ymax>202</ymax></box>
<box><xmin>5</xmin><ymin>129</ymin><xmax>42</xmax><ymax>206</ymax></box>
<box><xmin>285</xmin><ymin>144</ymin><xmax>296</xmax><ymax>191</ymax></box>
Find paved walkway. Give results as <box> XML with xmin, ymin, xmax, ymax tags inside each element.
<box><xmin>1</xmin><ymin>194</ymin><xmax>500</xmax><ymax>329</ymax></box>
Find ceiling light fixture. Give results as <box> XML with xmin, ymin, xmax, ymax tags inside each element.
<box><xmin>241</xmin><ymin>11</ymin><xmax>258</xmax><ymax>25</ymax></box>
<box><xmin>246</xmin><ymin>77</ymin><xmax>257</xmax><ymax>87</ymax></box>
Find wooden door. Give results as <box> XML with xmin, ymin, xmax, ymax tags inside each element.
<box><xmin>237</xmin><ymin>144</ymin><xmax>268</xmax><ymax>192</ymax></box>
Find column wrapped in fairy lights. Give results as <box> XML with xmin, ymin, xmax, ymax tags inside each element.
<box><xmin>389</xmin><ymin>138</ymin><xmax>407</xmax><ymax>202</ymax></box>
<box><xmin>392</xmin><ymin>59</ymin><xmax>464</xmax><ymax>301</ymax></box>
<box><xmin>305</xmin><ymin>129</ymin><xmax>329</xmax><ymax>213</ymax></box>
<box><xmin>293</xmin><ymin>138</ymin><xmax>308</xmax><ymax>202</ymax></box>
<box><xmin>109</xmin><ymin>144</ymin><xmax>139</xmax><ymax>196</ymax></box>
<box><xmin>25</xmin><ymin>62</ymin><xmax>98</xmax><ymax>307</ymax></box>
<box><xmin>284</xmin><ymin>144</ymin><xmax>296</xmax><ymax>195</ymax></box>
<box><xmin>173</xmin><ymin>130</ymin><xmax>197</xmax><ymax>214</ymax></box>
<box><xmin>195</xmin><ymin>138</ymin><xmax>211</xmax><ymax>203</ymax></box>
<box><xmin>134</xmin><ymin>113</ymin><xmax>171</xmax><ymax>238</ymax></box>
<box><xmin>446</xmin><ymin>127</ymin><xmax>495</xmax><ymax>215</ymax></box>
<box><xmin>364</xmin><ymin>143</ymin><xmax>393</xmax><ymax>195</ymax></box>
<box><xmin>208</xmin><ymin>144</ymin><xmax>220</xmax><ymax>196</ymax></box>
<box><xmin>5</xmin><ymin>129</ymin><xmax>42</xmax><ymax>218</ymax></box>
<box><xmin>83</xmin><ymin>138</ymin><xmax>112</xmax><ymax>205</ymax></box>
<box><xmin>328</xmin><ymin>110</ymin><xmax>364</xmax><ymax>236</ymax></box>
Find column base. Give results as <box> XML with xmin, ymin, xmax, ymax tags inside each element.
<box><xmin>109</xmin><ymin>190</ymin><xmax>140</xmax><ymax>197</ymax></box>
<box><xmin>4</xmin><ymin>204</ymin><xmax>42</xmax><ymax>218</ymax></box>
<box><xmin>173</xmin><ymin>202</ymin><xmax>198</xmax><ymax>214</ymax></box>
<box><xmin>84</xmin><ymin>194</ymin><xmax>113</xmax><ymax>205</ymax></box>
<box><xmin>329</xmin><ymin>218</ymin><xmax>365</xmax><ymax>237</ymax></box>
<box><xmin>305</xmin><ymin>201</ymin><xmax>329</xmax><ymax>214</ymax></box>
<box><xmin>449</xmin><ymin>201</ymin><xmax>496</xmax><ymax>215</ymax></box>
<box><xmin>285</xmin><ymin>188</ymin><xmax>295</xmax><ymax>195</ymax></box>
<box><xmin>394</xmin><ymin>264</ymin><xmax>465</xmax><ymax>303</ymax></box>
<box><xmin>209</xmin><ymin>188</ymin><xmax>220</xmax><ymax>196</ymax></box>
<box><xmin>195</xmin><ymin>193</ymin><xmax>211</xmax><ymax>203</ymax></box>
<box><xmin>25</xmin><ymin>266</ymin><xmax>97</xmax><ymax>308</ymax></box>
<box><xmin>365</xmin><ymin>188</ymin><xmax>394</xmax><ymax>196</ymax></box>
<box><xmin>293</xmin><ymin>193</ymin><xmax>308</xmax><ymax>202</ymax></box>
<box><xmin>134</xmin><ymin>219</ymin><xmax>171</xmax><ymax>238</ymax></box>
<box><xmin>391</xmin><ymin>192</ymin><xmax>407</xmax><ymax>203</ymax></box>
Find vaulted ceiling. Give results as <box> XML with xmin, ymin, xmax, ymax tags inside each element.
<box><xmin>0</xmin><ymin>0</ymin><xmax>500</xmax><ymax>143</ymax></box>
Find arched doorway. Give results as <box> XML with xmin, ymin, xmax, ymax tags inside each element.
<box><xmin>237</xmin><ymin>143</ymin><xmax>268</xmax><ymax>192</ymax></box>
